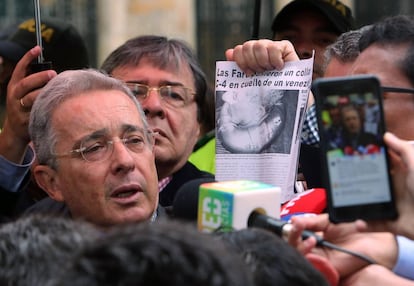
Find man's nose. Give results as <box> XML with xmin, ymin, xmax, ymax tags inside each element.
<box><xmin>294</xmin><ymin>40</ymin><xmax>313</xmax><ymax>59</ymax></box>
<box><xmin>110</xmin><ymin>139</ymin><xmax>135</xmax><ymax>174</ymax></box>
<box><xmin>141</xmin><ymin>90</ymin><xmax>165</xmax><ymax>118</ymax></box>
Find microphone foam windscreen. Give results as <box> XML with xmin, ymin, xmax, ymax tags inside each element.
<box><xmin>172</xmin><ymin>178</ymin><xmax>216</xmax><ymax>221</ymax></box>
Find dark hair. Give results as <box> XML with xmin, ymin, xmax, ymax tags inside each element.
<box><xmin>217</xmin><ymin>228</ymin><xmax>329</xmax><ymax>286</ymax></box>
<box><xmin>359</xmin><ymin>15</ymin><xmax>414</xmax><ymax>86</ymax></box>
<box><xmin>0</xmin><ymin>214</ymin><xmax>99</xmax><ymax>286</ymax></box>
<box><xmin>50</xmin><ymin>219</ymin><xmax>253</xmax><ymax>286</ymax></box>
<box><xmin>101</xmin><ymin>35</ymin><xmax>208</xmax><ymax>123</ymax></box>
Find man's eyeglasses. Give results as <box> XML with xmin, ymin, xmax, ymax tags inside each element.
<box><xmin>381</xmin><ymin>86</ymin><xmax>414</xmax><ymax>94</ymax></box>
<box><xmin>126</xmin><ymin>83</ymin><xmax>195</xmax><ymax>108</ymax></box>
<box><xmin>53</xmin><ymin>130</ymin><xmax>154</xmax><ymax>162</ymax></box>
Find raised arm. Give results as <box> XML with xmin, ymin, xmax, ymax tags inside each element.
<box><xmin>0</xmin><ymin>46</ymin><xmax>56</xmax><ymax>164</ymax></box>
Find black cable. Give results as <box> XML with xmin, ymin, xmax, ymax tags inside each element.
<box><xmin>301</xmin><ymin>229</ymin><xmax>377</xmax><ymax>265</ymax></box>
<box><xmin>247</xmin><ymin>212</ymin><xmax>378</xmax><ymax>265</ymax></box>
<box><xmin>320</xmin><ymin>240</ymin><xmax>377</xmax><ymax>265</ymax></box>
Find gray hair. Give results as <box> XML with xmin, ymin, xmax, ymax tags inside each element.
<box><xmin>29</xmin><ymin>69</ymin><xmax>150</xmax><ymax>169</ymax></box>
<box><xmin>100</xmin><ymin>35</ymin><xmax>207</xmax><ymax>123</ymax></box>
<box><xmin>323</xmin><ymin>25</ymin><xmax>372</xmax><ymax>70</ymax></box>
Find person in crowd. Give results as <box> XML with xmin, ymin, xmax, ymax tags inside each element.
<box><xmin>0</xmin><ymin>214</ymin><xmax>100</xmax><ymax>286</ymax></box>
<box><xmin>0</xmin><ymin>22</ymin><xmax>17</xmax><ymax>127</ymax></box>
<box><xmin>321</xmin><ymin>26</ymin><xmax>371</xmax><ymax>150</ymax></box>
<box><xmin>48</xmin><ymin>219</ymin><xmax>253</xmax><ymax>286</ymax></box>
<box><xmin>100</xmin><ymin>36</ymin><xmax>215</xmax><ymax>210</ymax></box>
<box><xmin>271</xmin><ymin>0</ymin><xmax>355</xmax><ymax>189</ymax></box>
<box><xmin>0</xmin><ymin>46</ymin><xmax>56</xmax><ymax>220</ymax></box>
<box><xmin>323</xmin><ymin>103</ymin><xmax>343</xmax><ymax>149</ymax></box>
<box><xmin>217</xmin><ymin>227</ymin><xmax>333</xmax><ymax>286</ymax></box>
<box><xmin>0</xmin><ymin>18</ymin><xmax>89</xmax><ymax>125</ymax></box>
<box><xmin>323</xmin><ymin>26</ymin><xmax>371</xmax><ymax>78</ymax></box>
<box><xmin>287</xmin><ymin>15</ymin><xmax>414</xmax><ymax>284</ymax></box>
<box><xmin>0</xmin><ymin>18</ymin><xmax>89</xmax><ymax>219</ymax></box>
<box><xmin>336</xmin><ymin>104</ymin><xmax>380</xmax><ymax>154</ymax></box>
<box><xmin>28</xmin><ymin>68</ymin><xmax>159</xmax><ymax>227</ymax></box>
<box><xmin>272</xmin><ymin>0</ymin><xmax>355</xmax><ymax>80</ymax></box>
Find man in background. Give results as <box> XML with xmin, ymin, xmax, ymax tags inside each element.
<box><xmin>272</xmin><ymin>0</ymin><xmax>355</xmax><ymax>80</ymax></box>
<box><xmin>0</xmin><ymin>18</ymin><xmax>89</xmax><ymax>125</ymax></box>
<box><xmin>271</xmin><ymin>0</ymin><xmax>355</xmax><ymax>189</ymax></box>
<box><xmin>101</xmin><ymin>36</ymin><xmax>215</xmax><ymax>210</ymax></box>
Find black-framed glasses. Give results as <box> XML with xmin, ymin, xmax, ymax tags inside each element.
<box><xmin>53</xmin><ymin>129</ymin><xmax>154</xmax><ymax>162</ymax></box>
<box><xmin>126</xmin><ymin>83</ymin><xmax>195</xmax><ymax>108</ymax></box>
<box><xmin>381</xmin><ymin>86</ymin><xmax>414</xmax><ymax>94</ymax></box>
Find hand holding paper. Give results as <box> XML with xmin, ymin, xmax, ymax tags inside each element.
<box><xmin>225</xmin><ymin>39</ymin><xmax>300</xmax><ymax>75</ymax></box>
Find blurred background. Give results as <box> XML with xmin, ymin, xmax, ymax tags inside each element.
<box><xmin>0</xmin><ymin>0</ymin><xmax>413</xmax><ymax>84</ymax></box>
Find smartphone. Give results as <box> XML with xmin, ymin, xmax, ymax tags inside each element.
<box><xmin>312</xmin><ymin>75</ymin><xmax>398</xmax><ymax>223</ymax></box>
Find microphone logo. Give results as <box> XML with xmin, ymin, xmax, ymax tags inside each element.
<box><xmin>197</xmin><ymin>180</ymin><xmax>280</xmax><ymax>233</ymax></box>
<box><xmin>199</xmin><ymin>191</ymin><xmax>233</xmax><ymax>232</ymax></box>
<box><xmin>201</xmin><ymin>197</ymin><xmax>222</xmax><ymax>229</ymax></box>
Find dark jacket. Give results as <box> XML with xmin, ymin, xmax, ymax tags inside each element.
<box><xmin>159</xmin><ymin>161</ymin><xmax>214</xmax><ymax>208</ymax></box>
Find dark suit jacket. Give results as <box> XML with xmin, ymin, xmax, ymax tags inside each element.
<box><xmin>159</xmin><ymin>161</ymin><xmax>214</xmax><ymax>207</ymax></box>
<box><xmin>0</xmin><ymin>172</ymin><xmax>35</xmax><ymax>222</ymax></box>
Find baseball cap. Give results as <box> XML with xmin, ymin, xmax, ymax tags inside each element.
<box><xmin>0</xmin><ymin>18</ymin><xmax>89</xmax><ymax>73</ymax></box>
<box><xmin>271</xmin><ymin>0</ymin><xmax>355</xmax><ymax>35</ymax></box>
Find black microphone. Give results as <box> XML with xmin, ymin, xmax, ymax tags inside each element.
<box><xmin>247</xmin><ymin>212</ymin><xmax>324</xmax><ymax>245</ymax></box>
<box><xmin>247</xmin><ymin>212</ymin><xmax>376</xmax><ymax>264</ymax></box>
<box><xmin>172</xmin><ymin>178</ymin><xmax>216</xmax><ymax>221</ymax></box>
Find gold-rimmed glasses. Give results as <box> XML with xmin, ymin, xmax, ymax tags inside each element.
<box><xmin>53</xmin><ymin>129</ymin><xmax>154</xmax><ymax>162</ymax></box>
<box><xmin>126</xmin><ymin>82</ymin><xmax>195</xmax><ymax>108</ymax></box>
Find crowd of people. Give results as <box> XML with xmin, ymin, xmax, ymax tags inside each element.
<box><xmin>0</xmin><ymin>0</ymin><xmax>414</xmax><ymax>285</ymax></box>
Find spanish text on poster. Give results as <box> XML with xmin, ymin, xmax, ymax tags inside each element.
<box><xmin>215</xmin><ymin>57</ymin><xmax>314</xmax><ymax>202</ymax></box>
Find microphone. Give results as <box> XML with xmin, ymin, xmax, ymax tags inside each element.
<box><xmin>172</xmin><ymin>178</ymin><xmax>216</xmax><ymax>221</ymax></box>
<box><xmin>247</xmin><ymin>211</ymin><xmax>324</xmax><ymax>245</ymax></box>
<box><xmin>173</xmin><ymin>179</ymin><xmax>377</xmax><ymax>265</ymax></box>
<box><xmin>187</xmin><ymin>179</ymin><xmax>321</xmax><ymax>241</ymax></box>
<box><xmin>246</xmin><ymin>211</ymin><xmax>377</xmax><ymax>264</ymax></box>
<box><xmin>191</xmin><ymin>180</ymin><xmax>323</xmax><ymax>245</ymax></box>
<box><xmin>196</xmin><ymin>180</ymin><xmax>281</xmax><ymax>232</ymax></box>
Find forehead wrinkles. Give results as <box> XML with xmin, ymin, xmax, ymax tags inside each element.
<box><xmin>52</xmin><ymin>93</ymin><xmax>141</xmax><ymax>139</ymax></box>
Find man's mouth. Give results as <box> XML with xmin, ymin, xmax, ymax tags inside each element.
<box><xmin>152</xmin><ymin>128</ymin><xmax>165</xmax><ymax>138</ymax></box>
<box><xmin>110</xmin><ymin>184</ymin><xmax>143</xmax><ymax>204</ymax></box>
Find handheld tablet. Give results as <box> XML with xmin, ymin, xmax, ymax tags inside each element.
<box><xmin>313</xmin><ymin>75</ymin><xmax>398</xmax><ymax>223</ymax></box>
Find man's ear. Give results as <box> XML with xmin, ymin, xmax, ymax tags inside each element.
<box><xmin>305</xmin><ymin>253</ymin><xmax>339</xmax><ymax>286</ymax></box>
<box><xmin>33</xmin><ymin>165</ymin><xmax>65</xmax><ymax>202</ymax></box>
